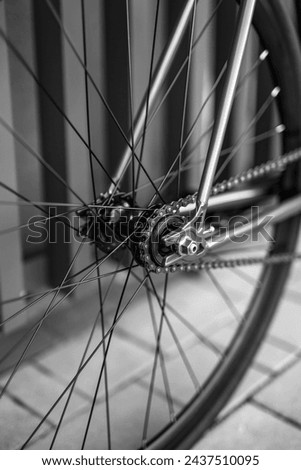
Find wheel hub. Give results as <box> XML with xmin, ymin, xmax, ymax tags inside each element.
<box><xmin>77</xmin><ymin>192</ymin><xmax>137</xmax><ymax>254</ymax></box>
<box><xmin>77</xmin><ymin>192</ymin><xmax>209</xmax><ymax>271</ymax></box>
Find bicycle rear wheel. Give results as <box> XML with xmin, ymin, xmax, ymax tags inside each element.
<box><xmin>0</xmin><ymin>0</ymin><xmax>300</xmax><ymax>450</ymax></box>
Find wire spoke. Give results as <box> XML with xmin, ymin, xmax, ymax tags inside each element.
<box><xmin>0</xmin><ymin>237</ymin><xmax>87</xmax><ymax>399</ymax></box>
<box><xmin>145</xmin><ymin>47</ymin><xmax>270</xmax><ymax>204</ymax></box>
<box><xmin>125</xmin><ymin>0</ymin><xmax>135</xmax><ymax>202</ymax></box>
<box><xmin>0</xmin><ymin>180</ymin><xmax>82</xmax><ymax>238</ymax></box>
<box><xmin>80</xmin><ymin>0</ymin><xmax>112</xmax><ymax>448</ymax></box>
<box><xmin>206</xmin><ymin>270</ymin><xmax>242</xmax><ymax>322</ymax></box>
<box><xmin>215</xmin><ymin>88</ymin><xmax>279</xmax><ymax>181</ymax></box>
<box><xmin>44</xmin><ymin>0</ymin><xmax>164</xmax><ymax>202</ymax></box>
<box><xmin>141</xmin><ymin>274</ymin><xmax>169</xmax><ymax>447</ymax></box>
<box><xmin>0</xmin><ymin>256</ymin><xmax>126</xmax><ymax>378</ymax></box>
<box><xmin>0</xmin><ymin>240</ymin><xmax>136</xmax><ymax>329</ymax></box>
<box><xmin>0</xmin><ymin>256</ymin><xmax>101</xmax><ymax>308</ymax></box>
<box><xmin>148</xmin><ymin>63</ymin><xmax>227</xmax><ymax>206</ymax></box>
<box><xmin>122</xmin><ymin>50</ymin><xmax>271</xmax><ymax>199</ymax></box>
<box><xmin>50</xmin><ymin>312</ymin><xmax>99</xmax><ymax>449</ymax></box>
<box><xmin>44</xmin><ymin>0</ymin><xmax>132</xmax><ymax>155</ymax></box>
<box><xmin>135</xmin><ymin>0</ymin><xmax>161</xmax><ymax>191</ymax></box>
<box><xmin>0</xmin><ymin>27</ymin><xmax>114</xmax><ymax>186</ymax></box>
<box><xmin>21</xmin><ymin>272</ymin><xmax>148</xmax><ymax>449</ymax></box>
<box><xmin>80</xmin><ymin>257</ymin><xmax>137</xmax><ymax>449</ymax></box>
<box><xmin>132</xmin><ymin>0</ymin><xmax>224</xmax><ymax>160</ymax></box>
<box><xmin>131</xmin><ymin>271</ymin><xmax>222</xmax><ymax>357</ymax></box>
<box><xmin>147</xmin><ymin>275</ymin><xmax>200</xmax><ymax>391</ymax></box>
<box><xmin>0</xmin><ymin>200</ymin><xmax>82</xmax><ymax>208</ymax></box>
<box><xmin>49</xmin><ymin>253</ymin><xmax>124</xmax><ymax>448</ymax></box>
<box><xmin>145</xmin><ymin>277</ymin><xmax>175</xmax><ymax>423</ymax></box>
<box><xmin>0</xmin><ymin>181</ymin><xmax>79</xmax><ymax>237</ymax></box>
<box><xmin>0</xmin><ymin>116</ymin><xmax>86</xmax><ymax>205</ymax></box>
<box><xmin>0</xmin><ymin>208</ymin><xmax>78</xmax><ymax>237</ymax></box>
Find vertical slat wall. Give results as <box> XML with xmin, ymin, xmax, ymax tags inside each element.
<box><xmin>5</xmin><ymin>0</ymin><xmax>44</xmax><ymax>261</ymax></box>
<box><xmin>33</xmin><ymin>0</ymin><xmax>71</xmax><ymax>288</ymax></box>
<box><xmin>0</xmin><ymin>1</ymin><xmax>25</xmax><ymax>330</ymax></box>
<box><xmin>296</xmin><ymin>0</ymin><xmax>301</xmax><ymax>36</ymax></box>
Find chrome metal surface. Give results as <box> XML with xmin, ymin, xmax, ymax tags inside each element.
<box><xmin>179</xmin><ymin>187</ymin><xmax>271</xmax><ymax>216</ymax></box>
<box><xmin>196</xmin><ymin>0</ymin><xmax>257</xmax><ymax>210</ymax></box>
<box><xmin>207</xmin><ymin>194</ymin><xmax>301</xmax><ymax>250</ymax></box>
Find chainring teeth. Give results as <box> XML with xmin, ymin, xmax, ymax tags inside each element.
<box><xmin>138</xmin><ymin>148</ymin><xmax>301</xmax><ymax>274</ymax></box>
<box><xmin>138</xmin><ymin>195</ymin><xmax>196</xmax><ymax>273</ymax></box>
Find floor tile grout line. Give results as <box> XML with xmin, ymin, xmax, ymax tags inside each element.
<box><xmin>211</xmin><ymin>349</ymin><xmax>301</xmax><ymax>428</ymax></box>
<box><xmin>266</xmin><ymin>333</ymin><xmax>300</xmax><ymax>353</ymax></box>
<box><xmin>29</xmin><ymin>318</ymin><xmax>228</xmax><ymax>404</ymax></box>
<box><xmin>0</xmin><ymin>357</ymin><xmax>129</xmax><ymax>427</ymax></box>
<box><xmin>211</xmin><ymin>340</ymin><xmax>295</xmax><ymax>376</ymax></box>
<box><xmin>0</xmin><ymin>372</ymin><xmax>94</xmax><ymax>433</ymax></box>
<box><xmin>0</xmin><ymin>298</ymin><xmax>234</xmax><ymax>380</ymax></box>
<box><xmin>208</xmin><ymin>322</ymin><xmax>298</xmax><ymax>358</ymax></box>
<box><xmin>3</xmin><ymin>281</ymin><xmax>294</xmax><ymax>385</ymax></box>
<box><xmin>285</xmin><ymin>288</ymin><xmax>301</xmax><ymax>300</ymax></box>
<box><xmin>251</xmin><ymin>361</ymin><xmax>273</xmax><ymax>375</ymax></box>
<box><xmin>249</xmin><ymin>398</ymin><xmax>301</xmax><ymax>431</ymax></box>
<box><xmin>117</xmin><ymin>307</ymin><xmax>235</xmax><ymax>358</ymax></box>
<box><xmin>0</xmin><ymin>387</ymin><xmax>56</xmax><ymax>429</ymax></box>
<box><xmin>283</xmin><ymin>294</ymin><xmax>301</xmax><ymax>307</ymax></box>
<box><xmin>30</xmin><ymin>359</ymin><xmax>94</xmax><ymax>403</ymax></box>
<box><xmin>27</xmin><ymin>427</ymin><xmax>57</xmax><ymax>449</ymax></box>
<box><xmin>135</xmin><ymin>377</ymin><xmax>186</xmax><ymax>409</ymax></box>
<box><xmin>116</xmin><ymin>326</ymin><xmax>157</xmax><ymax>354</ymax></box>
<box><xmin>205</xmin><ymin>389</ymin><xmax>301</xmax><ymax>443</ymax></box>
<box><xmin>33</xmin><ymin>355</ymin><xmax>188</xmax><ymax>440</ymax></box>
<box><xmin>251</xmin><ymin>349</ymin><xmax>301</xmax><ymax>396</ymax></box>
<box><xmin>212</xmin><ymin>337</ymin><xmax>276</xmax><ymax>375</ymax></box>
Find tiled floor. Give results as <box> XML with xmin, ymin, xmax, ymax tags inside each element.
<box><xmin>0</xmin><ymin>250</ymin><xmax>300</xmax><ymax>450</ymax></box>
<box><xmin>194</xmin><ymin>259</ymin><xmax>301</xmax><ymax>450</ymax></box>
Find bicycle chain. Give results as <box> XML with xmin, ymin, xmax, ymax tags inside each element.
<box><xmin>139</xmin><ymin>147</ymin><xmax>301</xmax><ymax>273</ymax></box>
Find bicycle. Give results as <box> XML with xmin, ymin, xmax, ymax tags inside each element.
<box><xmin>0</xmin><ymin>0</ymin><xmax>301</xmax><ymax>450</ymax></box>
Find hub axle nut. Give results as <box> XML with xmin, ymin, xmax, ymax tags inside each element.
<box><xmin>177</xmin><ymin>236</ymin><xmax>198</xmax><ymax>257</ymax></box>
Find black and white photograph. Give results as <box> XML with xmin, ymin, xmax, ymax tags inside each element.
<box><xmin>0</xmin><ymin>0</ymin><xmax>300</xmax><ymax>463</ymax></box>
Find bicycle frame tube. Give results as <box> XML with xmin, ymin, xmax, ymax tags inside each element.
<box><xmin>207</xmin><ymin>193</ymin><xmax>301</xmax><ymax>250</ymax></box>
<box><xmin>196</xmin><ymin>0</ymin><xmax>257</xmax><ymax>213</ymax></box>
<box><xmin>108</xmin><ymin>0</ymin><xmax>197</xmax><ymax>193</ymax></box>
